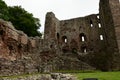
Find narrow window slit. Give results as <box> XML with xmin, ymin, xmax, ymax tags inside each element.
<box><xmin>100</xmin><ymin>35</ymin><xmax>104</xmax><ymax>40</ymax></box>
<box><xmin>62</xmin><ymin>36</ymin><xmax>68</xmax><ymax>43</ymax></box>
<box><xmin>65</xmin><ymin>39</ymin><xmax>67</xmax><ymax>43</ymax></box>
<box><xmin>82</xmin><ymin>36</ymin><xmax>85</xmax><ymax>42</ymax></box>
<box><xmin>79</xmin><ymin>33</ymin><xmax>87</xmax><ymax>42</ymax></box>
<box><xmin>90</xmin><ymin>20</ymin><xmax>93</xmax><ymax>27</ymax></box>
<box><xmin>81</xmin><ymin>46</ymin><xmax>87</xmax><ymax>53</ymax></box>
<box><xmin>97</xmin><ymin>15</ymin><xmax>99</xmax><ymax>19</ymax></box>
<box><xmin>98</xmin><ymin>23</ymin><xmax>101</xmax><ymax>28</ymax></box>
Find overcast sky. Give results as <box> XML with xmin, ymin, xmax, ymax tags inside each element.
<box><xmin>4</xmin><ymin>0</ymin><xmax>100</xmax><ymax>32</ymax></box>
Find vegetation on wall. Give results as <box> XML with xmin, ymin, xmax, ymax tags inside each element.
<box><xmin>0</xmin><ymin>0</ymin><xmax>42</xmax><ymax>37</ymax></box>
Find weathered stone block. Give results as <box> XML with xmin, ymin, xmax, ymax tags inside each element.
<box><xmin>83</xmin><ymin>78</ymin><xmax>98</xmax><ymax>80</ymax></box>
<box><xmin>29</xmin><ymin>38</ymin><xmax>36</xmax><ymax>48</ymax></box>
<box><xmin>7</xmin><ymin>28</ymin><xmax>19</xmax><ymax>41</ymax></box>
<box><xmin>20</xmin><ymin>34</ymin><xmax>28</xmax><ymax>45</ymax></box>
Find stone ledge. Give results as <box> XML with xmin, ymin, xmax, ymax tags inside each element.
<box><xmin>0</xmin><ymin>73</ymin><xmax>77</xmax><ymax>80</ymax></box>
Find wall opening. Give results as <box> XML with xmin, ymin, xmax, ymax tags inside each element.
<box><xmin>90</xmin><ymin>20</ymin><xmax>93</xmax><ymax>27</ymax></box>
<box><xmin>82</xmin><ymin>36</ymin><xmax>85</xmax><ymax>42</ymax></box>
<box><xmin>79</xmin><ymin>33</ymin><xmax>87</xmax><ymax>42</ymax></box>
<box><xmin>57</xmin><ymin>33</ymin><xmax>59</xmax><ymax>40</ymax></box>
<box><xmin>62</xmin><ymin>36</ymin><xmax>67</xmax><ymax>43</ymax></box>
<box><xmin>98</xmin><ymin>23</ymin><xmax>101</xmax><ymax>28</ymax></box>
<box><xmin>50</xmin><ymin>45</ymin><xmax>53</xmax><ymax>48</ymax></box>
<box><xmin>100</xmin><ymin>35</ymin><xmax>104</xmax><ymax>40</ymax></box>
<box><xmin>97</xmin><ymin>15</ymin><xmax>99</xmax><ymax>19</ymax></box>
<box><xmin>0</xmin><ymin>30</ymin><xmax>4</xmax><ymax>35</ymax></box>
<box><xmin>81</xmin><ymin>46</ymin><xmax>87</xmax><ymax>53</ymax></box>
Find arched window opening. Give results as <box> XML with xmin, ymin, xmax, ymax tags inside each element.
<box><xmin>65</xmin><ymin>39</ymin><xmax>67</xmax><ymax>43</ymax></box>
<box><xmin>79</xmin><ymin>33</ymin><xmax>87</xmax><ymax>42</ymax></box>
<box><xmin>90</xmin><ymin>20</ymin><xmax>93</xmax><ymax>27</ymax></box>
<box><xmin>98</xmin><ymin>23</ymin><xmax>101</xmax><ymax>28</ymax></box>
<box><xmin>57</xmin><ymin>33</ymin><xmax>59</xmax><ymax>40</ymax></box>
<box><xmin>62</xmin><ymin>36</ymin><xmax>67</xmax><ymax>43</ymax></box>
<box><xmin>82</xmin><ymin>36</ymin><xmax>85</xmax><ymax>42</ymax></box>
<box><xmin>100</xmin><ymin>35</ymin><xmax>104</xmax><ymax>40</ymax></box>
<box><xmin>81</xmin><ymin>46</ymin><xmax>87</xmax><ymax>53</ymax></box>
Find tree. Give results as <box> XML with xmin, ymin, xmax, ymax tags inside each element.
<box><xmin>0</xmin><ymin>0</ymin><xmax>9</xmax><ymax>20</ymax></box>
<box><xmin>8</xmin><ymin>6</ymin><xmax>42</xmax><ymax>37</ymax></box>
<box><xmin>0</xmin><ymin>0</ymin><xmax>41</xmax><ymax>37</ymax></box>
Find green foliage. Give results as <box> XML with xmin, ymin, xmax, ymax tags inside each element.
<box><xmin>0</xmin><ymin>0</ymin><xmax>9</xmax><ymax>20</ymax></box>
<box><xmin>0</xmin><ymin>0</ymin><xmax>42</xmax><ymax>37</ymax></box>
<box><xmin>8</xmin><ymin>6</ymin><xmax>42</xmax><ymax>37</ymax></box>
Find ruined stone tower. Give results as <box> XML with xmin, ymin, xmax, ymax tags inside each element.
<box><xmin>44</xmin><ymin>0</ymin><xmax>120</xmax><ymax>53</ymax></box>
<box><xmin>44</xmin><ymin>0</ymin><xmax>120</xmax><ymax>70</ymax></box>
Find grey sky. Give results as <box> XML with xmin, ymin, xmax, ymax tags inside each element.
<box><xmin>4</xmin><ymin>0</ymin><xmax>100</xmax><ymax>32</ymax></box>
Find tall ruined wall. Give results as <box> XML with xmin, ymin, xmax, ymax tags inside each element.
<box><xmin>99</xmin><ymin>0</ymin><xmax>119</xmax><ymax>53</ymax></box>
<box><xmin>109</xmin><ymin>0</ymin><xmax>120</xmax><ymax>52</ymax></box>
<box><xmin>43</xmin><ymin>0</ymin><xmax>120</xmax><ymax>71</ymax></box>
<box><xmin>99</xmin><ymin>0</ymin><xmax>120</xmax><ymax>70</ymax></box>
<box><xmin>0</xmin><ymin>19</ymin><xmax>95</xmax><ymax>76</ymax></box>
<box><xmin>44</xmin><ymin>12</ymin><xmax>60</xmax><ymax>50</ymax></box>
<box><xmin>0</xmin><ymin>19</ymin><xmax>45</xmax><ymax>76</ymax></box>
<box><xmin>44</xmin><ymin>12</ymin><xmax>106</xmax><ymax>54</ymax></box>
<box><xmin>0</xmin><ymin>19</ymin><xmax>42</xmax><ymax>60</ymax></box>
<box><xmin>59</xmin><ymin>14</ymin><xmax>106</xmax><ymax>54</ymax></box>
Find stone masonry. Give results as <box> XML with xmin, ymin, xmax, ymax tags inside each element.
<box><xmin>0</xmin><ymin>0</ymin><xmax>120</xmax><ymax>76</ymax></box>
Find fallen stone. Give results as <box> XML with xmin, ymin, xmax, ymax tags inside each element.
<box><xmin>83</xmin><ymin>78</ymin><xmax>98</xmax><ymax>80</ymax></box>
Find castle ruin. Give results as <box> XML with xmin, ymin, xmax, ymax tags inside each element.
<box><xmin>0</xmin><ymin>0</ymin><xmax>120</xmax><ymax>76</ymax></box>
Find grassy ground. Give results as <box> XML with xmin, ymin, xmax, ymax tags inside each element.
<box><xmin>1</xmin><ymin>71</ymin><xmax>120</xmax><ymax>80</ymax></box>
<box><xmin>75</xmin><ymin>71</ymin><xmax>120</xmax><ymax>80</ymax></box>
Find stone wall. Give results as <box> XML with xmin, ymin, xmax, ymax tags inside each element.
<box><xmin>99</xmin><ymin>0</ymin><xmax>120</xmax><ymax>70</ymax></box>
<box><xmin>0</xmin><ymin>19</ymin><xmax>95</xmax><ymax>76</ymax></box>
<box><xmin>43</xmin><ymin>0</ymin><xmax>120</xmax><ymax>71</ymax></box>
<box><xmin>0</xmin><ymin>19</ymin><xmax>44</xmax><ymax>76</ymax></box>
<box><xmin>0</xmin><ymin>19</ymin><xmax>42</xmax><ymax>60</ymax></box>
<box><xmin>0</xmin><ymin>73</ymin><xmax>77</xmax><ymax>80</ymax></box>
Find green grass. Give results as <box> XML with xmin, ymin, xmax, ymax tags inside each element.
<box><xmin>52</xmin><ymin>70</ymin><xmax>98</xmax><ymax>73</ymax></box>
<box><xmin>75</xmin><ymin>71</ymin><xmax>120</xmax><ymax>80</ymax></box>
<box><xmin>1</xmin><ymin>71</ymin><xmax>120</xmax><ymax>80</ymax></box>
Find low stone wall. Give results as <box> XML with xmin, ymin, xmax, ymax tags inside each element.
<box><xmin>0</xmin><ymin>73</ymin><xmax>77</xmax><ymax>80</ymax></box>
